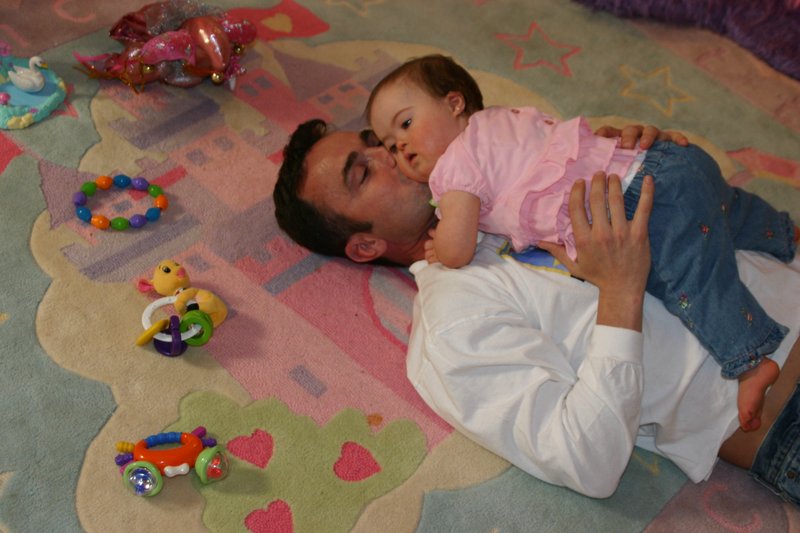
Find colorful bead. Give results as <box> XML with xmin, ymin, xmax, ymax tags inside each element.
<box><xmin>91</xmin><ymin>215</ymin><xmax>110</xmax><ymax>230</ymax></box>
<box><xmin>76</xmin><ymin>206</ymin><xmax>92</xmax><ymax>222</ymax></box>
<box><xmin>72</xmin><ymin>191</ymin><xmax>87</xmax><ymax>206</ymax></box>
<box><xmin>95</xmin><ymin>175</ymin><xmax>113</xmax><ymax>189</ymax></box>
<box><xmin>72</xmin><ymin>174</ymin><xmax>170</xmax><ymax>231</ymax></box>
<box><xmin>80</xmin><ymin>181</ymin><xmax>97</xmax><ymax>196</ymax></box>
<box><xmin>129</xmin><ymin>214</ymin><xmax>147</xmax><ymax>228</ymax></box>
<box><xmin>131</xmin><ymin>177</ymin><xmax>149</xmax><ymax>191</ymax></box>
<box><xmin>145</xmin><ymin>207</ymin><xmax>161</xmax><ymax>222</ymax></box>
<box><xmin>114</xmin><ymin>174</ymin><xmax>132</xmax><ymax>188</ymax></box>
<box><xmin>111</xmin><ymin>217</ymin><xmax>130</xmax><ymax>231</ymax></box>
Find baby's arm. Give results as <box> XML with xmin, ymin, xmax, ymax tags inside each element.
<box><xmin>430</xmin><ymin>190</ymin><xmax>481</xmax><ymax>267</ymax></box>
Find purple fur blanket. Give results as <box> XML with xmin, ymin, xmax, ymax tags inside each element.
<box><xmin>573</xmin><ymin>0</ymin><xmax>800</xmax><ymax>80</ymax></box>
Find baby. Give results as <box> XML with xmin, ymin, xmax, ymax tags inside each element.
<box><xmin>366</xmin><ymin>54</ymin><xmax>799</xmax><ymax>433</ymax></box>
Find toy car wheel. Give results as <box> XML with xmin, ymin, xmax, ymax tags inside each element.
<box><xmin>195</xmin><ymin>446</ymin><xmax>229</xmax><ymax>484</ymax></box>
<box><xmin>123</xmin><ymin>461</ymin><xmax>164</xmax><ymax>497</ymax></box>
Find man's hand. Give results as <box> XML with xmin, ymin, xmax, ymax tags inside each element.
<box><xmin>594</xmin><ymin>124</ymin><xmax>689</xmax><ymax>150</ymax></box>
<box><xmin>539</xmin><ymin>172</ymin><xmax>653</xmax><ymax>331</ymax></box>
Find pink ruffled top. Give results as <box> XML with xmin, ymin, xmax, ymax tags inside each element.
<box><xmin>429</xmin><ymin>106</ymin><xmax>641</xmax><ymax>259</ymax></box>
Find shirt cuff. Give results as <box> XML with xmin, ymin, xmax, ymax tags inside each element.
<box><xmin>589</xmin><ymin>325</ymin><xmax>643</xmax><ymax>364</ymax></box>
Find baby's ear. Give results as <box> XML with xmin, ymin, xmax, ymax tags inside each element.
<box><xmin>446</xmin><ymin>91</ymin><xmax>466</xmax><ymax>116</ymax></box>
<box><xmin>136</xmin><ymin>279</ymin><xmax>154</xmax><ymax>293</ymax></box>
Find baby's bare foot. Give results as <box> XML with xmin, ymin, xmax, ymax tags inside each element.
<box><xmin>738</xmin><ymin>358</ymin><xmax>780</xmax><ymax>432</ymax></box>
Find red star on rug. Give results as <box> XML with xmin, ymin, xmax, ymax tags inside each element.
<box><xmin>496</xmin><ymin>22</ymin><xmax>581</xmax><ymax>76</ymax></box>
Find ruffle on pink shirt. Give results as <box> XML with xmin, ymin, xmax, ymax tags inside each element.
<box><xmin>515</xmin><ymin>116</ymin><xmax>586</xmax><ymax>257</ymax></box>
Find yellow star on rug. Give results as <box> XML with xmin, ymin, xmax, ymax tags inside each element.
<box><xmin>619</xmin><ymin>65</ymin><xmax>694</xmax><ymax>117</ymax></box>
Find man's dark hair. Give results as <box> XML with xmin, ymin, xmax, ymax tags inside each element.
<box><xmin>365</xmin><ymin>54</ymin><xmax>484</xmax><ymax>124</ymax></box>
<box><xmin>273</xmin><ymin>119</ymin><xmax>372</xmax><ymax>257</ymax></box>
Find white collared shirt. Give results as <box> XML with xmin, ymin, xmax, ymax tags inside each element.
<box><xmin>407</xmin><ymin>234</ymin><xmax>800</xmax><ymax>497</ymax></box>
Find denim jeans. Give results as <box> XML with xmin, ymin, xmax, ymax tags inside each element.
<box><xmin>751</xmin><ymin>382</ymin><xmax>800</xmax><ymax>505</ymax></box>
<box><xmin>623</xmin><ymin>142</ymin><xmax>795</xmax><ymax>378</ymax></box>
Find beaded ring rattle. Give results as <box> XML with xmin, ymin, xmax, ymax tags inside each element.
<box><xmin>137</xmin><ymin>294</ymin><xmax>214</xmax><ymax>357</ymax></box>
<box><xmin>72</xmin><ymin>174</ymin><xmax>169</xmax><ymax>230</ymax></box>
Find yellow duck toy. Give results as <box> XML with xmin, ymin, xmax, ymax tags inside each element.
<box><xmin>137</xmin><ymin>259</ymin><xmax>228</xmax><ymax>328</ymax></box>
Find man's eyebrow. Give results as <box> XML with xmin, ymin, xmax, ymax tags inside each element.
<box><xmin>342</xmin><ymin>151</ymin><xmax>358</xmax><ymax>184</ymax></box>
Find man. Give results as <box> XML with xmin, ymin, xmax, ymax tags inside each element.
<box><xmin>273</xmin><ymin>119</ymin><xmax>800</xmax><ymax>502</ymax></box>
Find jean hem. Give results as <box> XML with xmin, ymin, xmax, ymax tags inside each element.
<box><xmin>720</xmin><ymin>322</ymin><xmax>789</xmax><ymax>379</ymax></box>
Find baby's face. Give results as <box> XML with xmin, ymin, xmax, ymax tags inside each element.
<box><xmin>369</xmin><ymin>79</ymin><xmax>465</xmax><ymax>183</ymax></box>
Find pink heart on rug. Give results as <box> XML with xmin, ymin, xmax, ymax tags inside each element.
<box><xmin>227</xmin><ymin>429</ymin><xmax>274</xmax><ymax>468</ymax></box>
<box><xmin>245</xmin><ymin>499</ymin><xmax>293</xmax><ymax>533</ymax></box>
<box><xmin>333</xmin><ymin>441</ymin><xmax>381</xmax><ymax>481</ymax></box>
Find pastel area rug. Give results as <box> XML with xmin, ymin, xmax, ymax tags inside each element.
<box><xmin>1</xmin><ymin>0</ymin><xmax>799</xmax><ymax>531</ymax></box>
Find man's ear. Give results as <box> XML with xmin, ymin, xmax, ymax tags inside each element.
<box><xmin>345</xmin><ymin>233</ymin><xmax>387</xmax><ymax>263</ymax></box>
<box><xmin>446</xmin><ymin>91</ymin><xmax>465</xmax><ymax>116</ymax></box>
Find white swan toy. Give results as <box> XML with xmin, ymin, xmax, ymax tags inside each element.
<box><xmin>8</xmin><ymin>56</ymin><xmax>47</xmax><ymax>93</ymax></box>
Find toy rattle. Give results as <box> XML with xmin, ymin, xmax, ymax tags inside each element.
<box><xmin>115</xmin><ymin>426</ymin><xmax>228</xmax><ymax>497</ymax></box>
<box><xmin>136</xmin><ymin>259</ymin><xmax>228</xmax><ymax>356</ymax></box>
<box><xmin>73</xmin><ymin>174</ymin><xmax>169</xmax><ymax>231</ymax></box>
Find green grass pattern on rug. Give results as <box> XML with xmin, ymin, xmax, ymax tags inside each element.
<box><xmin>164</xmin><ymin>391</ymin><xmax>427</xmax><ymax>532</ymax></box>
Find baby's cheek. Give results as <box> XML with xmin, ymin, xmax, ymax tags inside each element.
<box><xmin>396</xmin><ymin>156</ymin><xmax>426</xmax><ymax>183</ymax></box>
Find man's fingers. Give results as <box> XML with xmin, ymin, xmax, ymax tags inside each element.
<box><xmin>538</xmin><ymin>241</ymin><xmax>577</xmax><ymax>272</ymax></box>
<box><xmin>631</xmin><ymin>174</ymin><xmax>654</xmax><ymax>235</ymax></box>
<box><xmin>606</xmin><ymin>174</ymin><xmax>626</xmax><ymax>228</ymax></box>
<box><xmin>618</xmin><ymin>125</ymin><xmax>642</xmax><ymax>149</ymax></box>
<box><xmin>659</xmin><ymin>129</ymin><xmax>689</xmax><ymax>146</ymax></box>
<box><xmin>587</xmin><ymin>172</ymin><xmax>610</xmax><ymax>229</ymax></box>
<box><xmin>594</xmin><ymin>125</ymin><xmax>621</xmax><ymax>139</ymax></box>
<box><xmin>568</xmin><ymin>179</ymin><xmax>591</xmax><ymax>236</ymax></box>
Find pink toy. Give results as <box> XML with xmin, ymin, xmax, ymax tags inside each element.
<box><xmin>75</xmin><ymin>1</ymin><xmax>256</xmax><ymax>91</ymax></box>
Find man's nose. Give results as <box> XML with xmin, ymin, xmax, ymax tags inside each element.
<box><xmin>365</xmin><ymin>145</ymin><xmax>397</xmax><ymax>168</ymax></box>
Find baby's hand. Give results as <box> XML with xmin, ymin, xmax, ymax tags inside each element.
<box><xmin>424</xmin><ymin>229</ymin><xmax>440</xmax><ymax>264</ymax></box>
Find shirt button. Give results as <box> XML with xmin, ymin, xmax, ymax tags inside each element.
<box><xmin>787</xmin><ymin>471</ymin><xmax>797</xmax><ymax>479</ymax></box>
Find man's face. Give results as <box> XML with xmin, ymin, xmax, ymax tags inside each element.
<box><xmin>299</xmin><ymin>129</ymin><xmax>436</xmax><ymax>249</ymax></box>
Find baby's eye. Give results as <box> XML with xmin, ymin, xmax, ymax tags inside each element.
<box><xmin>401</xmin><ymin>119</ymin><xmax>411</xmax><ymax>129</ymax></box>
